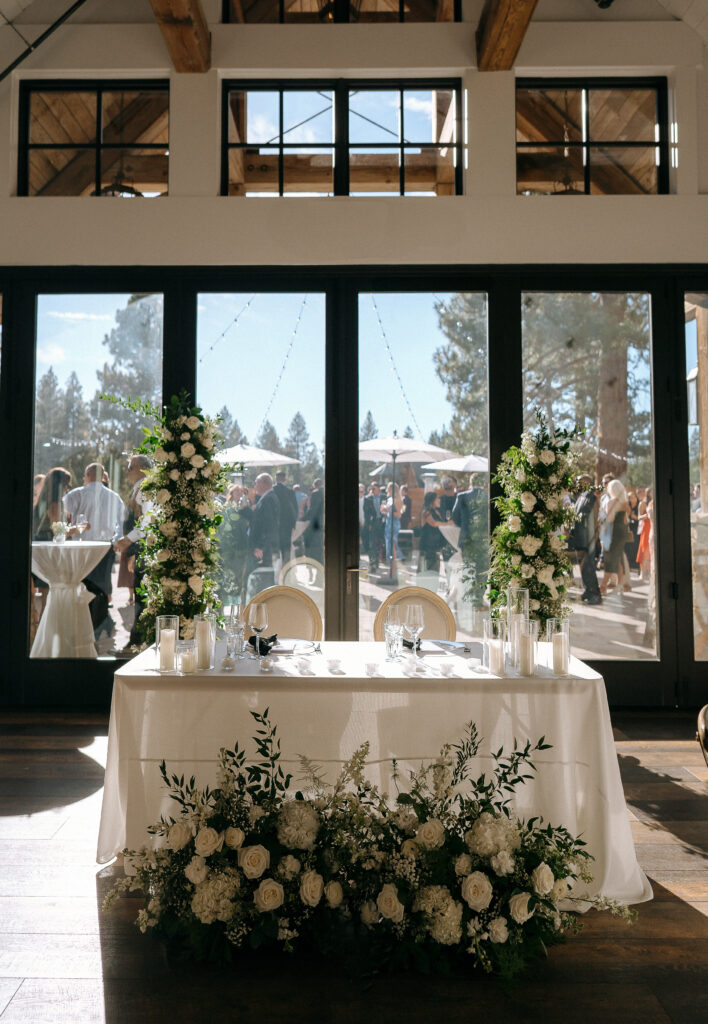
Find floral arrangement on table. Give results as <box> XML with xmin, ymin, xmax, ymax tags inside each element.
<box><xmin>50</xmin><ymin>520</ymin><xmax>69</xmax><ymax>541</ymax></box>
<box><xmin>101</xmin><ymin>391</ymin><xmax>230</xmax><ymax>642</ymax></box>
<box><xmin>104</xmin><ymin>711</ymin><xmax>633</xmax><ymax>980</ymax></box>
<box><xmin>487</xmin><ymin>413</ymin><xmax>579</xmax><ymax>627</ymax></box>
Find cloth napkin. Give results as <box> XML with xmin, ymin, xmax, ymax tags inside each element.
<box><xmin>247</xmin><ymin>633</ymin><xmax>278</xmax><ymax>656</ymax></box>
<box><xmin>402</xmin><ymin>637</ymin><xmax>421</xmax><ymax>650</ymax></box>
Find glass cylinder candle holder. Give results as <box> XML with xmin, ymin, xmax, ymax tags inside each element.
<box><xmin>518</xmin><ymin>619</ymin><xmax>539</xmax><ymax>676</ymax></box>
<box><xmin>156</xmin><ymin>615</ymin><xmax>179</xmax><ymax>673</ymax></box>
<box><xmin>546</xmin><ymin>618</ymin><xmax>571</xmax><ymax>676</ymax></box>
<box><xmin>177</xmin><ymin>640</ymin><xmax>196</xmax><ymax>675</ymax></box>
<box><xmin>506</xmin><ymin>587</ymin><xmax>529</xmax><ymax>669</ymax></box>
<box><xmin>225</xmin><ymin>621</ymin><xmax>246</xmax><ymax>660</ymax></box>
<box><xmin>483</xmin><ymin>617</ymin><xmax>506</xmax><ymax>676</ymax></box>
<box><xmin>194</xmin><ymin>611</ymin><xmax>216</xmax><ymax>670</ymax></box>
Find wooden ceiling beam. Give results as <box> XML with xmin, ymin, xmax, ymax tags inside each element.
<box><xmin>149</xmin><ymin>0</ymin><xmax>211</xmax><ymax>73</ymax></box>
<box><xmin>476</xmin><ymin>0</ymin><xmax>539</xmax><ymax>71</ymax></box>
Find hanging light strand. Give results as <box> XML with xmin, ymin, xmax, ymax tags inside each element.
<box><xmin>370</xmin><ymin>295</ymin><xmax>424</xmax><ymax>440</ymax></box>
<box><xmin>198</xmin><ymin>295</ymin><xmax>255</xmax><ymax>365</ymax></box>
<box><xmin>255</xmin><ymin>294</ymin><xmax>309</xmax><ymax>439</ymax></box>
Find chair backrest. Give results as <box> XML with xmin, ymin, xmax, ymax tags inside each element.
<box><xmin>698</xmin><ymin>705</ymin><xmax>708</xmax><ymax>769</ymax></box>
<box><xmin>373</xmin><ymin>586</ymin><xmax>456</xmax><ymax>642</ymax></box>
<box><xmin>244</xmin><ymin>585</ymin><xmax>323</xmax><ymax>642</ymax></box>
<box><xmin>278</xmin><ymin>557</ymin><xmax>324</xmax><ymax>614</ymax></box>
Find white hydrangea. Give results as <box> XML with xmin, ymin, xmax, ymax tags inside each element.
<box><xmin>519</xmin><ymin>535</ymin><xmax>542</xmax><ymax>557</ymax></box>
<box><xmin>413</xmin><ymin>886</ymin><xmax>463</xmax><ymax>946</ymax></box>
<box><xmin>277</xmin><ymin>800</ymin><xmax>320</xmax><ymax>851</ymax></box>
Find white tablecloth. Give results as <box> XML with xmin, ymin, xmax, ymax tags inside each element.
<box><xmin>97</xmin><ymin>640</ymin><xmax>652</xmax><ymax>907</ymax></box>
<box><xmin>31</xmin><ymin>541</ymin><xmax>111</xmax><ymax>658</ymax></box>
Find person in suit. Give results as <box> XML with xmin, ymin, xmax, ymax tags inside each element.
<box><xmin>438</xmin><ymin>476</ymin><xmax>458</xmax><ymax>520</ymax></box>
<box><xmin>451</xmin><ymin>474</ymin><xmax>488</xmax><ymax>603</ymax></box>
<box><xmin>114</xmin><ymin>454</ymin><xmax>152</xmax><ymax>647</ymax></box>
<box><xmin>248</xmin><ymin>473</ymin><xmax>280</xmax><ymax>592</ymax></box>
<box><xmin>451</xmin><ymin>474</ymin><xmax>485</xmax><ymax>546</ymax></box>
<box><xmin>363</xmin><ymin>482</ymin><xmax>384</xmax><ymax>571</ymax></box>
<box><xmin>273</xmin><ymin>470</ymin><xmax>299</xmax><ymax>563</ymax></box>
<box><xmin>302</xmin><ymin>477</ymin><xmax>324</xmax><ymax>563</ymax></box>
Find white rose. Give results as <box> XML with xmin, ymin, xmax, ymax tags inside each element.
<box><xmin>168</xmin><ymin>469</ymin><xmax>180</xmax><ymax>481</ymax></box>
<box><xmin>519</xmin><ymin>535</ymin><xmax>543</xmax><ymax>557</ymax></box>
<box><xmin>153</xmin><ymin>448</ymin><xmax>169</xmax><ymax>463</ymax></box>
<box><xmin>196</xmin><ymin>501</ymin><xmax>211</xmax><ymax>517</ymax></box>
<box><xmin>377</xmin><ymin>883</ymin><xmax>405</xmax><ymax>924</ymax></box>
<box><xmin>166</xmin><ymin>821</ymin><xmax>192</xmax><ymax>851</ymax></box>
<box><xmin>401</xmin><ymin>839</ymin><xmax>418</xmax><ymax>859</ymax></box>
<box><xmin>238</xmin><ymin>844</ymin><xmax>270</xmax><ymax>879</ymax></box>
<box><xmin>278</xmin><ymin>855</ymin><xmax>301</xmax><ymax>879</ymax></box>
<box><xmin>360</xmin><ymin>900</ymin><xmax>379</xmax><ymax>927</ymax></box>
<box><xmin>185</xmin><ymin>469</ymin><xmax>197</xmax><ymax>480</ymax></box>
<box><xmin>184</xmin><ymin>855</ymin><xmax>209</xmax><ymax>885</ymax></box>
<box><xmin>531</xmin><ymin>862</ymin><xmax>555</xmax><ymax>896</ymax></box>
<box><xmin>156</xmin><ymin>489</ymin><xmax>171</xmax><ymax>505</ymax></box>
<box><xmin>545</xmin><ymin>495</ymin><xmax>559</xmax><ymax>511</ymax></box>
<box><xmin>180</xmin><ymin>432</ymin><xmax>190</xmax><ymax>441</ymax></box>
<box><xmin>509</xmin><ymin>891</ymin><xmax>534</xmax><ymax>924</ymax></box>
<box><xmin>167</xmin><ymin>452</ymin><xmax>177</xmax><ymax>462</ymax></box>
<box><xmin>192</xmin><ymin>549</ymin><xmax>205</xmax><ymax>562</ymax></box>
<box><xmin>454</xmin><ymin>853</ymin><xmax>473</xmax><ymax>876</ymax></box>
<box><xmin>188</xmin><ymin>575</ymin><xmax>203</xmax><ymax>596</ymax></box>
<box><xmin>416</xmin><ymin>818</ymin><xmax>445</xmax><ymax>850</ymax></box>
<box><xmin>162</xmin><ymin>430</ymin><xmax>173</xmax><ymax>441</ymax></box>
<box><xmin>300</xmin><ymin>870</ymin><xmax>324</xmax><ymax>907</ymax></box>
<box><xmin>254</xmin><ymin>878</ymin><xmax>284</xmax><ymax>913</ymax></box>
<box><xmin>520</xmin><ymin>491</ymin><xmax>537</xmax><ymax>513</ymax></box>
<box><xmin>515</xmin><ymin>468</ymin><xmax>526</xmax><ymax>483</ymax></box>
<box><xmin>549</xmin><ymin>474</ymin><xmax>558</xmax><ymax>484</ymax></box>
<box><xmin>181</xmin><ymin>442</ymin><xmax>196</xmax><ymax>458</ymax></box>
<box><xmin>186</xmin><ymin>416</ymin><xmax>201</xmax><ymax>430</ymax></box>
<box><xmin>325</xmin><ymin>881</ymin><xmax>344</xmax><ymax>908</ymax></box>
<box><xmin>508</xmin><ymin>515</ymin><xmax>522</xmax><ymax>533</ymax></box>
<box><xmin>539</xmin><ymin>449</ymin><xmax>555</xmax><ymax>465</ymax></box>
<box><xmin>488</xmin><ymin>916</ymin><xmax>509</xmax><ymax>943</ymax></box>
<box><xmin>224</xmin><ymin>827</ymin><xmax>245</xmax><ymax>850</ymax></box>
<box><xmin>194</xmin><ymin>827</ymin><xmax>223</xmax><ymax>858</ymax></box>
<box><xmin>190</xmin><ymin>454</ymin><xmax>206</xmax><ymax>469</ymax></box>
<box><xmin>203</xmin><ymin>437</ymin><xmax>214</xmax><ymax>450</ymax></box>
<box><xmin>156</xmin><ymin>549</ymin><xmax>170</xmax><ymax>562</ymax></box>
<box><xmin>490</xmin><ymin>850</ymin><xmax>515</xmax><ymax>876</ymax></box>
<box><xmin>511</xmin><ymin>554</ymin><xmax>522</xmax><ymax>566</ymax></box>
<box><xmin>159</xmin><ymin>521</ymin><xmax>178</xmax><ymax>538</ymax></box>
<box><xmin>461</xmin><ymin>871</ymin><xmax>493</xmax><ymax>912</ymax></box>
<box><xmin>530</xmin><ymin>599</ymin><xmax>541</xmax><ymax>612</ymax></box>
<box><xmin>550</xmin><ymin>877</ymin><xmax>572</xmax><ymax>902</ymax></box>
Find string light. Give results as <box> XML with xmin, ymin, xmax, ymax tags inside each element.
<box><xmin>198</xmin><ymin>295</ymin><xmax>255</xmax><ymax>364</ymax></box>
<box><xmin>255</xmin><ymin>294</ymin><xmax>309</xmax><ymax>439</ymax></box>
<box><xmin>370</xmin><ymin>295</ymin><xmax>424</xmax><ymax>440</ymax></box>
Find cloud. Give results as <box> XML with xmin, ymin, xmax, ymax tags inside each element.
<box><xmin>36</xmin><ymin>343</ymin><xmax>67</xmax><ymax>364</ymax></box>
<box><xmin>45</xmin><ymin>311</ymin><xmax>114</xmax><ymax>322</ymax></box>
<box><xmin>404</xmin><ymin>96</ymin><xmax>433</xmax><ymax>117</ymax></box>
<box><xmin>250</xmin><ymin>114</ymin><xmax>278</xmax><ymax>143</ymax></box>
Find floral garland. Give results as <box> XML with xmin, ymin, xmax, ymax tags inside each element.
<box><xmin>105</xmin><ymin>712</ymin><xmax>633</xmax><ymax>980</ymax></box>
<box><xmin>105</xmin><ymin>391</ymin><xmax>230</xmax><ymax>642</ymax></box>
<box><xmin>487</xmin><ymin>414</ymin><xmax>578</xmax><ymax>627</ymax></box>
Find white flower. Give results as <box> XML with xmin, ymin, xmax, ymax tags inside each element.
<box><xmin>508</xmin><ymin>515</ymin><xmax>522</xmax><ymax>533</ymax></box>
<box><xmin>203</xmin><ymin>437</ymin><xmax>214</xmax><ymax>450</ymax></box>
<box><xmin>192</xmin><ymin>549</ymin><xmax>205</xmax><ymax>563</ymax></box>
<box><xmin>401</xmin><ymin>839</ymin><xmax>418</xmax><ymax>859</ymax></box>
<box><xmin>531</xmin><ymin>862</ymin><xmax>555</xmax><ymax>896</ymax></box>
<box><xmin>300</xmin><ymin>870</ymin><xmax>324</xmax><ymax>907</ymax></box>
<box><xmin>156</xmin><ymin>548</ymin><xmax>170</xmax><ymax>563</ymax></box>
<box><xmin>461</xmin><ymin>871</ymin><xmax>493</xmax><ymax>912</ymax></box>
<box><xmin>509</xmin><ymin>891</ymin><xmax>534</xmax><ymax>924</ymax></box>
<box><xmin>488</xmin><ymin>916</ymin><xmax>509</xmax><ymax>943</ymax></box>
<box><xmin>190</xmin><ymin>454</ymin><xmax>206</xmax><ymax>469</ymax></box>
<box><xmin>180</xmin><ymin>442</ymin><xmax>196</xmax><ymax>458</ymax></box>
<box><xmin>539</xmin><ymin>449</ymin><xmax>555</xmax><ymax>465</ymax></box>
<box><xmin>153</xmin><ymin>448</ymin><xmax>169</xmax><ymax>463</ymax></box>
<box><xmin>545</xmin><ymin>495</ymin><xmax>559</xmax><ymax>511</ymax></box>
<box><xmin>186</xmin><ymin>416</ymin><xmax>201</xmax><ymax>430</ymax></box>
<box><xmin>277</xmin><ymin>800</ymin><xmax>320</xmax><ymax>851</ymax></box>
<box><xmin>454</xmin><ymin>853</ymin><xmax>473</xmax><ymax>876</ymax></box>
<box><xmin>416</xmin><ymin>818</ymin><xmax>445</xmax><ymax>850</ymax></box>
<box><xmin>490</xmin><ymin>850</ymin><xmax>515</xmax><ymax>876</ymax></box>
<box><xmin>180</xmin><ymin>432</ymin><xmax>190</xmax><ymax>441</ymax></box>
<box><xmin>393</xmin><ymin>808</ymin><xmax>418</xmax><ymax>834</ymax></box>
<box><xmin>184</xmin><ymin>855</ymin><xmax>209</xmax><ymax>885</ymax></box>
<box><xmin>278</xmin><ymin>855</ymin><xmax>301</xmax><ymax>880</ymax></box>
<box><xmin>536</xmin><ymin>565</ymin><xmax>559</xmax><ymax>598</ymax></box>
<box><xmin>238</xmin><ymin>845</ymin><xmax>270</xmax><ymax>879</ymax></box>
<box><xmin>521</xmin><ymin>562</ymin><xmax>534</xmax><ymax>578</ymax></box>
<box><xmin>194</xmin><ymin>827</ymin><xmax>223</xmax><ymax>858</ymax></box>
<box><xmin>185</xmin><ymin>469</ymin><xmax>198</xmax><ymax>480</ymax></box>
<box><xmin>325</xmin><ymin>881</ymin><xmax>344</xmax><ymax>908</ymax></box>
<box><xmin>530</xmin><ymin>599</ymin><xmax>541</xmax><ymax>612</ymax></box>
<box><xmin>166</xmin><ymin>821</ymin><xmax>192</xmax><ymax>851</ymax></box>
<box><xmin>549</xmin><ymin>533</ymin><xmax>563</xmax><ymax>551</ymax></box>
<box><xmin>168</xmin><ymin>469</ymin><xmax>180</xmax><ymax>481</ymax></box>
<box><xmin>162</xmin><ymin>429</ymin><xmax>173</xmax><ymax>441</ymax></box>
<box><xmin>188</xmin><ymin>575</ymin><xmax>203</xmax><ymax>596</ymax></box>
<box><xmin>159</xmin><ymin>521</ymin><xmax>178</xmax><ymax>538</ymax></box>
<box><xmin>155</xmin><ymin>489</ymin><xmax>171</xmax><ymax>505</ymax></box>
<box><xmin>515</xmin><ymin>468</ymin><xmax>526</xmax><ymax>483</ymax></box>
<box><xmin>377</xmin><ymin>883</ymin><xmax>405</xmax><ymax>924</ymax></box>
<box><xmin>248</xmin><ymin>805</ymin><xmax>266</xmax><ymax>824</ymax></box>
<box><xmin>550</xmin><ymin>877</ymin><xmax>573</xmax><ymax>902</ymax></box>
<box><xmin>254</xmin><ymin>878</ymin><xmax>284</xmax><ymax>913</ymax></box>
<box><xmin>196</xmin><ymin>501</ymin><xmax>211</xmax><ymax>517</ymax></box>
<box><xmin>527</xmin><ymin>452</ymin><xmax>538</xmax><ymax>465</ymax></box>
<box><xmin>519</xmin><ymin>535</ymin><xmax>543</xmax><ymax>557</ymax></box>
<box><xmin>549</xmin><ymin>474</ymin><xmax>558</xmax><ymax>484</ymax></box>
<box><xmin>511</xmin><ymin>554</ymin><xmax>522</xmax><ymax>566</ymax></box>
<box><xmin>360</xmin><ymin>900</ymin><xmax>379</xmax><ymax>927</ymax></box>
<box><xmin>167</xmin><ymin>451</ymin><xmax>177</xmax><ymax>463</ymax></box>
<box><xmin>413</xmin><ymin>886</ymin><xmax>463</xmax><ymax>946</ymax></box>
<box><xmin>224</xmin><ymin>827</ymin><xmax>245</xmax><ymax>850</ymax></box>
<box><xmin>520</xmin><ymin>491</ymin><xmax>537</xmax><ymax>513</ymax></box>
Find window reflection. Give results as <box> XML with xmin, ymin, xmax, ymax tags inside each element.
<box><xmin>685</xmin><ymin>294</ymin><xmax>708</xmax><ymax>660</ymax></box>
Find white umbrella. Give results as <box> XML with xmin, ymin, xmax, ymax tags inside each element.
<box><xmin>422</xmin><ymin>454</ymin><xmax>489</xmax><ymax>473</ymax></box>
<box><xmin>218</xmin><ymin>443</ymin><xmax>301</xmax><ymax>467</ymax></box>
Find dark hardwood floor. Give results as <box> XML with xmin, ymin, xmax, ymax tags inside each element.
<box><xmin>0</xmin><ymin>709</ymin><xmax>706</xmax><ymax>1024</ymax></box>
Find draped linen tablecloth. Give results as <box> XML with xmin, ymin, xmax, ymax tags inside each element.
<box><xmin>97</xmin><ymin>640</ymin><xmax>652</xmax><ymax>907</ymax></box>
<box><xmin>31</xmin><ymin>541</ymin><xmax>111</xmax><ymax>658</ymax></box>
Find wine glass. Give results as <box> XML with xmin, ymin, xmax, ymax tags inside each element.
<box><xmin>76</xmin><ymin>513</ymin><xmax>88</xmax><ymax>541</ymax></box>
<box><xmin>404</xmin><ymin>603</ymin><xmax>424</xmax><ymax>656</ymax></box>
<box><xmin>248</xmin><ymin>603</ymin><xmax>268</xmax><ymax>662</ymax></box>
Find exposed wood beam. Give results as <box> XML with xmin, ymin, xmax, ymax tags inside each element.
<box><xmin>476</xmin><ymin>0</ymin><xmax>539</xmax><ymax>71</ymax></box>
<box><xmin>149</xmin><ymin>0</ymin><xmax>211</xmax><ymax>73</ymax></box>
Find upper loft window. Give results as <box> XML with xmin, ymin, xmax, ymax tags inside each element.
<box><xmin>223</xmin><ymin>0</ymin><xmax>459</xmax><ymax>23</ymax></box>
<box><xmin>222</xmin><ymin>80</ymin><xmax>462</xmax><ymax>196</ymax></box>
<box><xmin>18</xmin><ymin>81</ymin><xmax>169</xmax><ymax>197</ymax></box>
<box><xmin>516</xmin><ymin>78</ymin><xmax>669</xmax><ymax>195</ymax></box>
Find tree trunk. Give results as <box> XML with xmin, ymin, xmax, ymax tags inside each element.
<box><xmin>595</xmin><ymin>296</ymin><xmax>629</xmax><ymax>482</ymax></box>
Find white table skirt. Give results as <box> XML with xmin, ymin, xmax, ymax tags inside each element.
<box><xmin>31</xmin><ymin>541</ymin><xmax>111</xmax><ymax>658</ymax></box>
<box><xmin>97</xmin><ymin>640</ymin><xmax>652</xmax><ymax>907</ymax></box>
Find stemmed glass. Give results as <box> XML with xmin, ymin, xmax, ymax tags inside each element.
<box><xmin>225</xmin><ymin>604</ymin><xmax>246</xmax><ymax>660</ymax></box>
<box><xmin>384</xmin><ymin>606</ymin><xmax>403</xmax><ymax>661</ymax></box>
<box><xmin>404</xmin><ymin>603</ymin><xmax>424</xmax><ymax>657</ymax></box>
<box><xmin>76</xmin><ymin>513</ymin><xmax>88</xmax><ymax>541</ymax></box>
<box><xmin>248</xmin><ymin>603</ymin><xmax>268</xmax><ymax>663</ymax></box>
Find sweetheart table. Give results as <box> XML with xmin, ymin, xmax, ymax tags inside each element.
<box><xmin>97</xmin><ymin>640</ymin><xmax>652</xmax><ymax>907</ymax></box>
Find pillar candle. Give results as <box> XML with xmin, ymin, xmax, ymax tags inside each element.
<box><xmin>488</xmin><ymin>639</ymin><xmax>505</xmax><ymax>676</ymax></box>
<box><xmin>159</xmin><ymin>629</ymin><xmax>176</xmax><ymax>671</ymax></box>
<box><xmin>519</xmin><ymin>633</ymin><xmax>535</xmax><ymax>676</ymax></box>
<box><xmin>553</xmin><ymin>632</ymin><xmax>569</xmax><ymax>675</ymax></box>
<box><xmin>180</xmin><ymin>649</ymin><xmax>196</xmax><ymax>674</ymax></box>
<box><xmin>509</xmin><ymin>613</ymin><xmax>526</xmax><ymax>667</ymax></box>
<box><xmin>195</xmin><ymin>619</ymin><xmax>211</xmax><ymax>670</ymax></box>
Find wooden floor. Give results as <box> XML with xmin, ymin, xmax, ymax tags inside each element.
<box><xmin>0</xmin><ymin>709</ymin><xmax>706</xmax><ymax>1024</ymax></box>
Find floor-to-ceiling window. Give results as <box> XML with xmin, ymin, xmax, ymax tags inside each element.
<box><xmin>685</xmin><ymin>293</ymin><xmax>708</xmax><ymax>664</ymax></box>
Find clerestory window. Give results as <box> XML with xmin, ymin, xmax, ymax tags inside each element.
<box><xmin>222</xmin><ymin>0</ymin><xmax>460</xmax><ymax>23</ymax></box>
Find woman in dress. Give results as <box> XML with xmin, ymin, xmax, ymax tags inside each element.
<box><xmin>418</xmin><ymin>491</ymin><xmax>444</xmax><ymax>571</ymax></box>
<box><xmin>33</xmin><ymin>466</ymin><xmax>72</xmax><ymax>539</ymax></box>
<box><xmin>636</xmin><ymin>486</ymin><xmax>653</xmax><ymax>582</ymax></box>
<box><xmin>599</xmin><ymin>479</ymin><xmax>632</xmax><ymax>595</ymax></box>
<box><xmin>382</xmin><ymin>481</ymin><xmax>403</xmax><ymax>563</ymax></box>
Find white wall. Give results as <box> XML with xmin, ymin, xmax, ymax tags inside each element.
<box><xmin>0</xmin><ymin>16</ymin><xmax>706</xmax><ymax>269</ymax></box>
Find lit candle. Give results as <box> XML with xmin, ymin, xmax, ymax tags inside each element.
<box><xmin>488</xmin><ymin>639</ymin><xmax>505</xmax><ymax>676</ymax></box>
<box><xmin>195</xmin><ymin>619</ymin><xmax>211</xmax><ymax>670</ymax></box>
<box><xmin>519</xmin><ymin>633</ymin><xmax>535</xmax><ymax>676</ymax></box>
<box><xmin>159</xmin><ymin>628</ymin><xmax>176</xmax><ymax>672</ymax></box>
<box><xmin>553</xmin><ymin>632</ymin><xmax>569</xmax><ymax>675</ymax></box>
<box><xmin>180</xmin><ymin>649</ymin><xmax>196</xmax><ymax>674</ymax></box>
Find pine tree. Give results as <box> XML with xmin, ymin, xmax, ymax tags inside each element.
<box><xmin>217</xmin><ymin>406</ymin><xmax>247</xmax><ymax>447</ymax></box>
<box><xmin>283</xmin><ymin>412</ymin><xmax>322</xmax><ymax>482</ymax></box>
<box><xmin>359</xmin><ymin>410</ymin><xmax>378</xmax><ymax>441</ymax></box>
<box><xmin>254</xmin><ymin>419</ymin><xmax>281</xmax><ymax>454</ymax></box>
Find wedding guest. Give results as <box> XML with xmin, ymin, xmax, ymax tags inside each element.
<box><xmin>419</xmin><ymin>491</ymin><xmax>444</xmax><ymax>571</ymax></box>
<box><xmin>438</xmin><ymin>476</ymin><xmax>457</xmax><ymax>520</ymax></box>
<box><xmin>571</xmin><ymin>475</ymin><xmax>602</xmax><ymax>605</ymax></box>
<box><xmin>114</xmin><ymin>455</ymin><xmax>152</xmax><ymax>649</ymax></box>
<box><xmin>399</xmin><ymin>484</ymin><xmax>412</xmax><ymax>531</ymax></box>
<box><xmin>33</xmin><ymin>467</ymin><xmax>72</xmax><ymax>540</ymax></box>
<box><xmin>599</xmin><ymin>479</ymin><xmax>632</xmax><ymax>596</ymax></box>
<box><xmin>273</xmin><ymin>470</ymin><xmax>299</xmax><ymax>563</ymax></box>
<box><xmin>636</xmin><ymin>487</ymin><xmax>653</xmax><ymax>582</ymax></box>
<box><xmin>216</xmin><ymin>483</ymin><xmax>251</xmax><ymax>606</ymax></box>
<box><xmin>303</xmin><ymin>477</ymin><xmax>324</xmax><ymax>563</ymax></box>
<box><xmin>247</xmin><ymin>473</ymin><xmax>280</xmax><ymax>594</ymax></box>
<box><xmin>358</xmin><ymin>483</ymin><xmax>366</xmax><ymax>550</ymax></box>
<box><xmin>382</xmin><ymin>481</ymin><xmax>403</xmax><ymax>563</ymax></box>
<box><xmin>363</xmin><ymin>482</ymin><xmax>384</xmax><ymax>572</ymax></box>
<box><xmin>33</xmin><ymin>473</ymin><xmax>45</xmax><ymax>506</ymax></box>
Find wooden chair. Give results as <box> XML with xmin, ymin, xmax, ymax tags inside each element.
<box><xmin>278</xmin><ymin>557</ymin><xmax>324</xmax><ymax>615</ymax></box>
<box><xmin>244</xmin><ymin>585</ymin><xmax>323</xmax><ymax>642</ymax></box>
<box><xmin>697</xmin><ymin>705</ymin><xmax>708</xmax><ymax>769</ymax></box>
<box><xmin>373</xmin><ymin>586</ymin><xmax>456</xmax><ymax>642</ymax></box>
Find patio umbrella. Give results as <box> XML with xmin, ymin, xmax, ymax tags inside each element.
<box><xmin>218</xmin><ymin>443</ymin><xmax>301</xmax><ymax>467</ymax></box>
<box><xmin>421</xmin><ymin>454</ymin><xmax>489</xmax><ymax>473</ymax></box>
<box><xmin>359</xmin><ymin>433</ymin><xmax>458</xmax><ymax>578</ymax></box>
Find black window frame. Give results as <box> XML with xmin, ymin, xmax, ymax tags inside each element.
<box><xmin>221</xmin><ymin>78</ymin><xmax>463</xmax><ymax>197</ymax></box>
<box><xmin>222</xmin><ymin>0</ymin><xmax>461</xmax><ymax>24</ymax></box>
<box><xmin>515</xmin><ymin>76</ymin><xmax>670</xmax><ymax>196</ymax></box>
<box><xmin>17</xmin><ymin>79</ymin><xmax>170</xmax><ymax>198</ymax></box>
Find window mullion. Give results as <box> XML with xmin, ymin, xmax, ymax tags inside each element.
<box><xmin>334</xmin><ymin>81</ymin><xmax>349</xmax><ymax>196</ymax></box>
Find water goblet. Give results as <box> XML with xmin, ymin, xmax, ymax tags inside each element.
<box><xmin>76</xmin><ymin>513</ymin><xmax>88</xmax><ymax>541</ymax></box>
<box><xmin>404</xmin><ymin>603</ymin><xmax>425</xmax><ymax>658</ymax></box>
<box><xmin>249</xmin><ymin>603</ymin><xmax>269</xmax><ymax>663</ymax></box>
